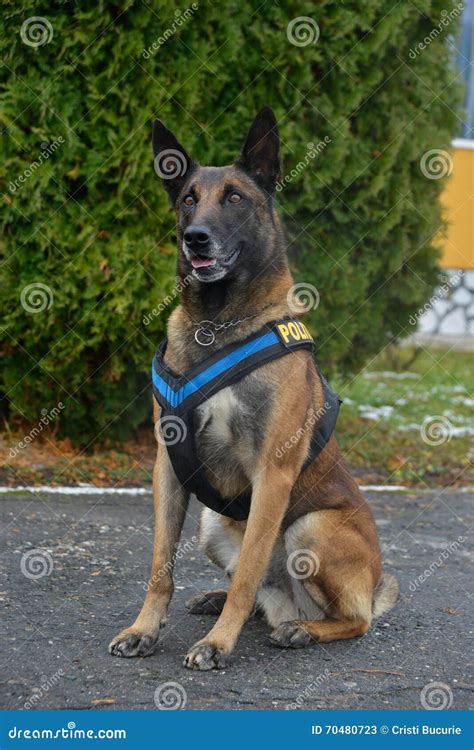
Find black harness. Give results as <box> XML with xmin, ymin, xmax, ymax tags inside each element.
<box><xmin>152</xmin><ymin>318</ymin><xmax>341</xmax><ymax>521</ymax></box>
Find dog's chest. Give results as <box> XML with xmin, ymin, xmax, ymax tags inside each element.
<box><xmin>193</xmin><ymin>376</ymin><xmax>270</xmax><ymax>485</ymax></box>
<box><xmin>195</xmin><ymin>387</ymin><xmax>240</xmax><ymax>446</ymax></box>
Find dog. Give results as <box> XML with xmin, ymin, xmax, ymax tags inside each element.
<box><xmin>109</xmin><ymin>107</ymin><xmax>398</xmax><ymax>670</ymax></box>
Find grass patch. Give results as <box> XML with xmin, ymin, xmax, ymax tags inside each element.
<box><xmin>335</xmin><ymin>346</ymin><xmax>473</xmax><ymax>486</ymax></box>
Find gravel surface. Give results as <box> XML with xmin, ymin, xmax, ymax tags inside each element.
<box><xmin>1</xmin><ymin>488</ymin><xmax>472</xmax><ymax>710</ymax></box>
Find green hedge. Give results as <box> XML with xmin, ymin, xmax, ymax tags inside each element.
<box><xmin>0</xmin><ymin>1</ymin><xmax>461</xmax><ymax>444</ymax></box>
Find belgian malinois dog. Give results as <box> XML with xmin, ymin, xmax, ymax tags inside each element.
<box><xmin>109</xmin><ymin>107</ymin><xmax>398</xmax><ymax>669</ymax></box>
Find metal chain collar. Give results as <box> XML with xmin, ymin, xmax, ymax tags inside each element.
<box><xmin>192</xmin><ymin>304</ymin><xmax>276</xmax><ymax>346</ymax></box>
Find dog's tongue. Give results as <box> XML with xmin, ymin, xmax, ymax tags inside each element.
<box><xmin>191</xmin><ymin>256</ymin><xmax>216</xmax><ymax>269</ymax></box>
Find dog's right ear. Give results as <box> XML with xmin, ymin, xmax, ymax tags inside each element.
<box><xmin>152</xmin><ymin>120</ymin><xmax>196</xmax><ymax>204</ymax></box>
<box><xmin>235</xmin><ymin>107</ymin><xmax>281</xmax><ymax>195</ymax></box>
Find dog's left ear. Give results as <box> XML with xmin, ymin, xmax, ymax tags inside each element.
<box><xmin>152</xmin><ymin>119</ymin><xmax>196</xmax><ymax>204</ymax></box>
<box><xmin>235</xmin><ymin>107</ymin><xmax>281</xmax><ymax>194</ymax></box>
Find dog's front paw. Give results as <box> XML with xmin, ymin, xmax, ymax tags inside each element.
<box><xmin>108</xmin><ymin>628</ymin><xmax>158</xmax><ymax>658</ymax></box>
<box><xmin>183</xmin><ymin>642</ymin><xmax>229</xmax><ymax>671</ymax></box>
<box><xmin>270</xmin><ymin>620</ymin><xmax>316</xmax><ymax>649</ymax></box>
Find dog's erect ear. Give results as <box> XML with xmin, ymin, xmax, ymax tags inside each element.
<box><xmin>152</xmin><ymin>119</ymin><xmax>196</xmax><ymax>204</ymax></box>
<box><xmin>235</xmin><ymin>107</ymin><xmax>281</xmax><ymax>194</ymax></box>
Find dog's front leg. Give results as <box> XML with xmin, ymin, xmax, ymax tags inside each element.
<box><xmin>109</xmin><ymin>444</ymin><xmax>189</xmax><ymax>657</ymax></box>
<box><xmin>184</xmin><ymin>468</ymin><xmax>292</xmax><ymax>670</ymax></box>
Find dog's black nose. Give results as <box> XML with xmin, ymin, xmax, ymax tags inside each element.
<box><xmin>184</xmin><ymin>226</ymin><xmax>211</xmax><ymax>250</ymax></box>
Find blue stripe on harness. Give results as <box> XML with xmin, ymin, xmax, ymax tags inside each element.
<box><xmin>152</xmin><ymin>330</ymin><xmax>279</xmax><ymax>410</ymax></box>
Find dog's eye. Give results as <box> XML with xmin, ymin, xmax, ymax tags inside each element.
<box><xmin>183</xmin><ymin>195</ymin><xmax>194</xmax><ymax>207</ymax></box>
<box><xmin>228</xmin><ymin>193</ymin><xmax>242</xmax><ymax>204</ymax></box>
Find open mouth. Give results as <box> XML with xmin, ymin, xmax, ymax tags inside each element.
<box><xmin>190</xmin><ymin>255</ymin><xmax>217</xmax><ymax>270</ymax></box>
<box><xmin>189</xmin><ymin>244</ymin><xmax>242</xmax><ymax>274</ymax></box>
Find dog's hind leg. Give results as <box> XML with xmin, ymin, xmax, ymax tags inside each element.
<box><xmin>186</xmin><ymin>590</ymin><xmax>227</xmax><ymax>615</ymax></box>
<box><xmin>196</xmin><ymin>506</ymin><xmax>300</xmax><ymax>624</ymax></box>
<box><xmin>198</xmin><ymin>507</ymin><xmax>244</xmax><ymax>572</ymax></box>
<box><xmin>186</xmin><ymin>508</ymin><xmax>243</xmax><ymax>615</ymax></box>
<box><xmin>271</xmin><ymin>508</ymin><xmax>389</xmax><ymax>648</ymax></box>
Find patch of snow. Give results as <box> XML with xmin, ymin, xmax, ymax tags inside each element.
<box><xmin>360</xmin><ymin>485</ymin><xmax>408</xmax><ymax>492</ymax></box>
<box><xmin>363</xmin><ymin>371</ymin><xmax>418</xmax><ymax>380</ymax></box>
<box><xmin>0</xmin><ymin>485</ymin><xmax>152</xmax><ymax>496</ymax></box>
<box><xmin>452</xmin><ymin>396</ymin><xmax>474</xmax><ymax>407</ymax></box>
<box><xmin>399</xmin><ymin>422</ymin><xmax>474</xmax><ymax>437</ymax></box>
<box><xmin>399</xmin><ymin>423</ymin><xmax>423</xmax><ymax>432</ymax></box>
<box><xmin>451</xmin><ymin>426</ymin><xmax>474</xmax><ymax>437</ymax></box>
<box><xmin>358</xmin><ymin>405</ymin><xmax>394</xmax><ymax>421</ymax></box>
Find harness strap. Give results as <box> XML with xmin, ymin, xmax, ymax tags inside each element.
<box><xmin>152</xmin><ymin>320</ymin><xmax>314</xmax><ymax>416</ymax></box>
<box><xmin>152</xmin><ymin>318</ymin><xmax>341</xmax><ymax>521</ymax></box>
<box><xmin>304</xmin><ymin>373</ymin><xmax>341</xmax><ymax>463</ymax></box>
<box><xmin>165</xmin><ymin>410</ymin><xmax>251</xmax><ymax>520</ymax></box>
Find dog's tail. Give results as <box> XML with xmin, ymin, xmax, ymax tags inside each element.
<box><xmin>372</xmin><ymin>572</ymin><xmax>399</xmax><ymax>617</ymax></box>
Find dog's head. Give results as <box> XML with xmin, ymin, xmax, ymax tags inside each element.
<box><xmin>152</xmin><ymin>107</ymin><xmax>283</xmax><ymax>284</ymax></box>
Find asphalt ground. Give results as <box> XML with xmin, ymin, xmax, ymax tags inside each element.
<box><xmin>1</xmin><ymin>488</ymin><xmax>472</xmax><ymax>710</ymax></box>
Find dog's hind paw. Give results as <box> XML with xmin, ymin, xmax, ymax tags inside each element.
<box><xmin>270</xmin><ymin>620</ymin><xmax>316</xmax><ymax>649</ymax></box>
<box><xmin>185</xmin><ymin>589</ymin><xmax>227</xmax><ymax>615</ymax></box>
<box><xmin>108</xmin><ymin>628</ymin><xmax>157</xmax><ymax>658</ymax></box>
<box><xmin>183</xmin><ymin>642</ymin><xmax>228</xmax><ymax>670</ymax></box>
